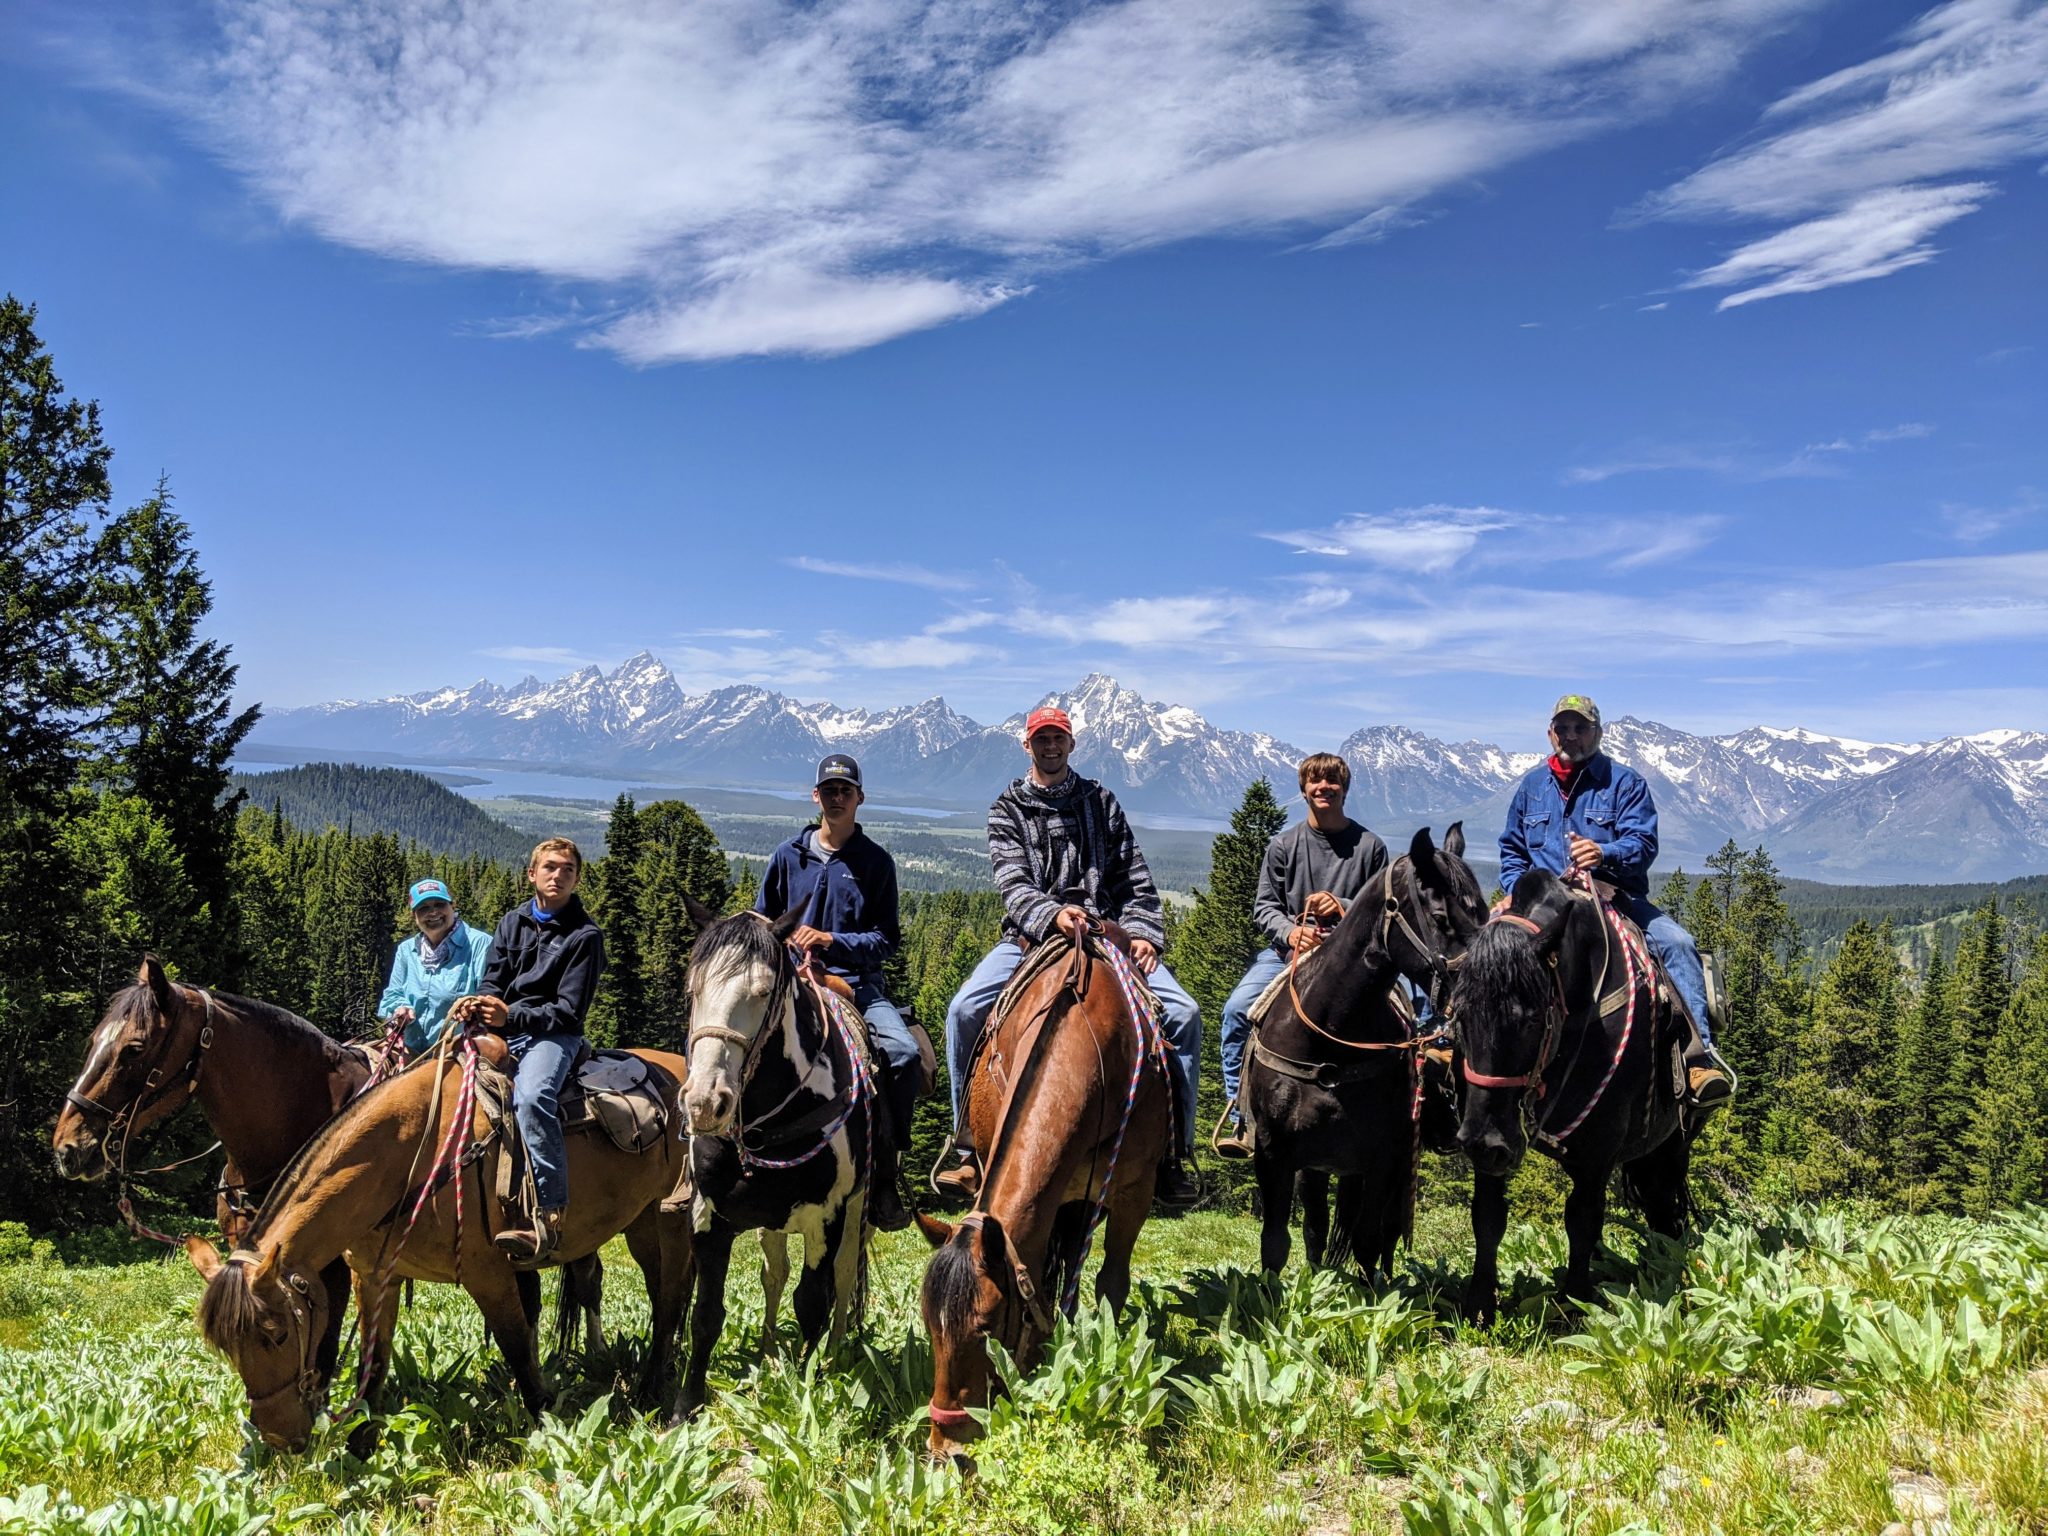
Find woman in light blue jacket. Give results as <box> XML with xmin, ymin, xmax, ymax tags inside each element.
<box><xmin>378</xmin><ymin>878</ymin><xmax>494</xmax><ymax>1054</ymax></box>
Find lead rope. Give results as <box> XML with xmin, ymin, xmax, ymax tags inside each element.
<box><xmin>1538</xmin><ymin>897</ymin><xmax>1646</xmax><ymax>1145</ymax></box>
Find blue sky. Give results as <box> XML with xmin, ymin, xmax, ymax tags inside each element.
<box><xmin>5</xmin><ymin>0</ymin><xmax>2044</xmax><ymax>751</ymax></box>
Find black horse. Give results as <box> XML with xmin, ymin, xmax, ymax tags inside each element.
<box><xmin>676</xmin><ymin>900</ymin><xmax>874</xmax><ymax>1417</ymax></box>
<box><xmin>1447</xmin><ymin>867</ymin><xmax>1693</xmax><ymax>1323</ymax></box>
<box><xmin>1246</xmin><ymin>827</ymin><xmax>1487</xmax><ymax>1278</ymax></box>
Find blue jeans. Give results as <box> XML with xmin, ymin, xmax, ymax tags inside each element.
<box><xmin>507</xmin><ymin>1033</ymin><xmax>581</xmax><ymax>1211</ymax></box>
<box><xmin>1616</xmin><ymin>896</ymin><xmax>1717</xmax><ymax>1055</ymax></box>
<box><xmin>1220</xmin><ymin>948</ymin><xmax>1289</xmax><ymax>1126</ymax></box>
<box><xmin>945</xmin><ymin>942</ymin><xmax>1202</xmax><ymax>1158</ymax></box>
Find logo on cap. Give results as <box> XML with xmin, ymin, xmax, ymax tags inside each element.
<box><xmin>408</xmin><ymin>878</ymin><xmax>453</xmax><ymax>909</ymax></box>
<box><xmin>1550</xmin><ymin>694</ymin><xmax>1601</xmax><ymax>728</ymax></box>
<box><xmin>815</xmin><ymin>755</ymin><xmax>862</xmax><ymax>788</ymax></box>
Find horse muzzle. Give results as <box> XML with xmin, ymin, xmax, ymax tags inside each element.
<box><xmin>685</xmin><ymin>1078</ymin><xmax>737</xmax><ymax>1137</ymax></box>
<box><xmin>51</xmin><ymin>1133</ymin><xmax>109</xmax><ymax>1182</ymax></box>
<box><xmin>1459</xmin><ymin>1124</ymin><xmax>1524</xmax><ymax>1179</ymax></box>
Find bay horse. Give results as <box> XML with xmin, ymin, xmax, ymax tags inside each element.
<box><xmin>915</xmin><ymin>928</ymin><xmax>1171</xmax><ymax>1464</ymax></box>
<box><xmin>677</xmin><ymin>901</ymin><xmax>875</xmax><ymax>1418</ymax></box>
<box><xmin>186</xmin><ymin>1031</ymin><xmax>694</xmax><ymax>1452</ymax></box>
<box><xmin>1447</xmin><ymin>867</ymin><xmax>1692</xmax><ymax>1324</ymax></box>
<box><xmin>1246</xmin><ymin>827</ymin><xmax>1486</xmax><ymax>1279</ymax></box>
<box><xmin>52</xmin><ymin>957</ymin><xmax>607</xmax><ymax>1382</ymax></box>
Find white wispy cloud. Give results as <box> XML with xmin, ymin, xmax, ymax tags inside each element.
<box><xmin>1265</xmin><ymin>505</ymin><xmax>1515</xmax><ymax>572</ymax></box>
<box><xmin>1645</xmin><ymin>0</ymin><xmax>2048</xmax><ymax>306</ymax></box>
<box><xmin>1940</xmin><ymin>489</ymin><xmax>2042</xmax><ymax>543</ymax></box>
<box><xmin>787</xmin><ymin>557</ymin><xmax>976</xmax><ymax>592</ymax></box>
<box><xmin>835</xmin><ymin>633</ymin><xmax>992</xmax><ymax>669</ymax></box>
<box><xmin>1684</xmin><ymin>182</ymin><xmax>1996</xmax><ymax>309</ymax></box>
<box><xmin>97</xmin><ymin>0</ymin><xmax>1831</xmax><ymax>362</ymax></box>
<box><xmin>1569</xmin><ymin>423</ymin><xmax>1934</xmax><ymax>483</ymax></box>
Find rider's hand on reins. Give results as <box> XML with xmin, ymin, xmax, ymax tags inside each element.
<box><xmin>1054</xmin><ymin>905</ymin><xmax>1091</xmax><ymax>944</ymax></box>
<box><xmin>1303</xmin><ymin>890</ymin><xmax>1343</xmax><ymax>924</ymax></box>
<box><xmin>1129</xmin><ymin>938</ymin><xmax>1159</xmax><ymax>975</ymax></box>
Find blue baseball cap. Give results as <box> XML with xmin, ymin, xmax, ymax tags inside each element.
<box><xmin>408</xmin><ymin>878</ymin><xmax>453</xmax><ymax>909</ymax></box>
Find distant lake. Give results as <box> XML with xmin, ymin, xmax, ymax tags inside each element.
<box><xmin>233</xmin><ymin>747</ymin><xmax>956</xmax><ymax>818</ymax></box>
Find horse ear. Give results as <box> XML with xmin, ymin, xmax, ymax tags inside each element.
<box><xmin>1442</xmin><ymin>822</ymin><xmax>1465</xmax><ymax>860</ymax></box>
<box><xmin>769</xmin><ymin>906</ymin><xmax>806</xmax><ymax>945</ymax></box>
<box><xmin>914</xmin><ymin>1212</ymin><xmax>954</xmax><ymax>1250</ymax></box>
<box><xmin>976</xmin><ymin>1213</ymin><xmax>1010</xmax><ymax>1277</ymax></box>
<box><xmin>1407</xmin><ymin>826</ymin><xmax>1436</xmax><ymax>867</ymax></box>
<box><xmin>138</xmin><ymin>954</ymin><xmax>175</xmax><ymax>1014</ymax></box>
<box><xmin>185</xmin><ymin>1236</ymin><xmax>224</xmax><ymax>1282</ymax></box>
<box><xmin>681</xmin><ymin>893</ymin><xmax>717</xmax><ymax>930</ymax></box>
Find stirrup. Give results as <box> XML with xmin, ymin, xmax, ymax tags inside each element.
<box><xmin>1210</xmin><ymin>1104</ymin><xmax>1251</xmax><ymax>1160</ymax></box>
<box><xmin>494</xmin><ymin>1208</ymin><xmax>563</xmax><ymax>1262</ymax></box>
<box><xmin>932</xmin><ymin>1158</ymin><xmax>980</xmax><ymax>1200</ymax></box>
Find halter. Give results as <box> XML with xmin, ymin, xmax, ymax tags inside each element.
<box><xmin>1284</xmin><ymin>861</ymin><xmax>1455</xmax><ymax>1054</ymax></box>
<box><xmin>1457</xmin><ymin>910</ymin><xmax>1566</xmax><ymax>1098</ymax></box>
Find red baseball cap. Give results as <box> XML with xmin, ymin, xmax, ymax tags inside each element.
<box><xmin>1023</xmin><ymin>705</ymin><xmax>1073</xmax><ymax>740</ymax></box>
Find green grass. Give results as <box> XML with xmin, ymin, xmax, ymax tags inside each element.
<box><xmin>4</xmin><ymin>1204</ymin><xmax>2048</xmax><ymax>1533</ymax></box>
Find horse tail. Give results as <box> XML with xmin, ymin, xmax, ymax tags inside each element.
<box><xmin>1619</xmin><ymin>1130</ymin><xmax>1692</xmax><ymax>1239</ymax></box>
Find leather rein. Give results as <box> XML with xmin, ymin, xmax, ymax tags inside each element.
<box><xmin>1284</xmin><ymin>860</ymin><xmax>1457</xmax><ymax>1055</ymax></box>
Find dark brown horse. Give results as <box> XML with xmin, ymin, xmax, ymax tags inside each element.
<box><xmin>53</xmin><ymin>956</ymin><xmax>370</xmax><ymax>1387</ymax></box>
<box><xmin>187</xmin><ymin>1034</ymin><xmax>695</xmax><ymax>1452</ymax></box>
<box><xmin>1447</xmin><ymin>868</ymin><xmax>1693</xmax><ymax>1323</ymax></box>
<box><xmin>915</xmin><ymin>931</ymin><xmax>1171</xmax><ymax>1463</ymax></box>
<box><xmin>1246</xmin><ymin>827</ymin><xmax>1487</xmax><ymax>1279</ymax></box>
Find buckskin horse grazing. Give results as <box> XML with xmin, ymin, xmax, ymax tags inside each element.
<box><xmin>1245</xmin><ymin>828</ymin><xmax>1486</xmax><ymax>1279</ymax></box>
<box><xmin>186</xmin><ymin>1029</ymin><xmax>694</xmax><ymax>1452</ymax></box>
<box><xmin>677</xmin><ymin>901</ymin><xmax>875</xmax><ymax>1418</ymax></box>
<box><xmin>1448</xmin><ymin>867</ymin><xmax>1693</xmax><ymax>1324</ymax></box>
<box><xmin>916</xmin><ymin>927</ymin><xmax>1172</xmax><ymax>1464</ymax></box>
<box><xmin>52</xmin><ymin>957</ymin><xmax>608</xmax><ymax>1384</ymax></box>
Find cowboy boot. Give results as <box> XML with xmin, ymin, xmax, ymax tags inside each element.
<box><xmin>494</xmin><ymin>1206</ymin><xmax>564</xmax><ymax>1262</ymax></box>
<box><xmin>1675</xmin><ymin>997</ymin><xmax>1732</xmax><ymax>1110</ymax></box>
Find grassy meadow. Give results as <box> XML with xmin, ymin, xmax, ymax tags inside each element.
<box><xmin>4</xmin><ymin>1203</ymin><xmax>2048</xmax><ymax>1535</ymax></box>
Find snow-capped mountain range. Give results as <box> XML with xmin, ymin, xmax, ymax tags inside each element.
<box><xmin>257</xmin><ymin>654</ymin><xmax>2048</xmax><ymax>882</ymax></box>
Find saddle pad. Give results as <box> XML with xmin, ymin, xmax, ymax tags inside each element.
<box><xmin>1246</xmin><ymin>957</ymin><xmax>1296</xmax><ymax>1030</ymax></box>
<box><xmin>575</xmin><ymin>1048</ymin><xmax>648</xmax><ymax>1097</ymax></box>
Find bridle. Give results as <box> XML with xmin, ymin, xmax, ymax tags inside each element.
<box><xmin>226</xmin><ymin>1247</ymin><xmax>324</xmax><ymax>1423</ymax></box>
<box><xmin>66</xmin><ymin>987</ymin><xmax>219</xmax><ymax>1173</ymax></box>
<box><xmin>927</xmin><ymin>1210</ymin><xmax>1056</xmax><ymax>1442</ymax></box>
<box><xmin>1286</xmin><ymin>859</ymin><xmax>1465</xmax><ymax>1051</ymax></box>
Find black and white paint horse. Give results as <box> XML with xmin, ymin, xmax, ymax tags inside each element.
<box><xmin>676</xmin><ymin>899</ymin><xmax>873</xmax><ymax>1416</ymax></box>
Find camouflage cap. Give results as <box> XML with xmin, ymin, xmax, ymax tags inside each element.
<box><xmin>1550</xmin><ymin>693</ymin><xmax>1601</xmax><ymax>728</ymax></box>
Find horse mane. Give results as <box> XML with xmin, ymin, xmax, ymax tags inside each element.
<box><xmin>921</xmin><ymin>1227</ymin><xmax>985</xmax><ymax>1342</ymax></box>
<box><xmin>690</xmin><ymin>911</ymin><xmax>785</xmax><ymax>986</ymax></box>
<box><xmin>195</xmin><ymin>1259</ymin><xmax>269</xmax><ymax>1353</ymax></box>
<box><xmin>1454</xmin><ymin>917</ymin><xmax>1552</xmax><ymax>1025</ymax></box>
<box><xmin>239</xmin><ymin>1049</ymin><xmax>421</xmax><ymax>1237</ymax></box>
<box><xmin>208</xmin><ymin>988</ymin><xmax>364</xmax><ymax>1071</ymax></box>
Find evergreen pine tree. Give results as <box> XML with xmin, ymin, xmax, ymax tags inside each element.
<box><xmin>91</xmin><ymin>483</ymin><xmax>260</xmax><ymax>975</ymax></box>
<box><xmin>585</xmin><ymin>794</ymin><xmax>646</xmax><ymax>1049</ymax></box>
<box><xmin>1892</xmin><ymin>948</ymin><xmax>1954</xmax><ymax>1208</ymax></box>
<box><xmin>0</xmin><ymin>295</ymin><xmax>126</xmax><ymax>1203</ymax></box>
<box><xmin>1167</xmin><ymin>778</ymin><xmax>1285</xmax><ymax>1024</ymax></box>
<box><xmin>1769</xmin><ymin>918</ymin><xmax>1901</xmax><ymax>1200</ymax></box>
<box><xmin>627</xmin><ymin>800</ymin><xmax>732</xmax><ymax>1052</ymax></box>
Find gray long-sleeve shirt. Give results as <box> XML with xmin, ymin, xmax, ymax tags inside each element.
<box><xmin>1252</xmin><ymin>818</ymin><xmax>1389</xmax><ymax>954</ymax></box>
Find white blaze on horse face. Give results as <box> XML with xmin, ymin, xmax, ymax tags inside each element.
<box><xmin>684</xmin><ymin>957</ymin><xmax>778</xmax><ymax>1135</ymax></box>
<box><xmin>74</xmin><ymin>1010</ymin><xmax>135</xmax><ymax>1096</ymax></box>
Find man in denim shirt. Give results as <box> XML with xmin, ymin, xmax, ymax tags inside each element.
<box><xmin>1498</xmin><ymin>695</ymin><xmax>1731</xmax><ymax>1107</ymax></box>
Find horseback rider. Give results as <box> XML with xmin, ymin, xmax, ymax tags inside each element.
<box><xmin>1214</xmin><ymin>752</ymin><xmax>1389</xmax><ymax>1159</ymax></box>
<box><xmin>1497</xmin><ymin>695</ymin><xmax>1732</xmax><ymax>1108</ymax></box>
<box><xmin>754</xmin><ymin>753</ymin><xmax>919</xmax><ymax>1233</ymax></box>
<box><xmin>936</xmin><ymin>705</ymin><xmax>1203</xmax><ymax>1206</ymax></box>
<box><xmin>461</xmin><ymin>837</ymin><xmax>607</xmax><ymax>1261</ymax></box>
<box><xmin>377</xmin><ymin>878</ymin><xmax>494</xmax><ymax>1057</ymax></box>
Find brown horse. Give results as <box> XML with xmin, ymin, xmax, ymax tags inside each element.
<box><xmin>54</xmin><ymin>956</ymin><xmax>370</xmax><ymax>1388</ymax></box>
<box><xmin>186</xmin><ymin>1035</ymin><xmax>695</xmax><ymax>1452</ymax></box>
<box><xmin>915</xmin><ymin>932</ymin><xmax>1170</xmax><ymax>1463</ymax></box>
